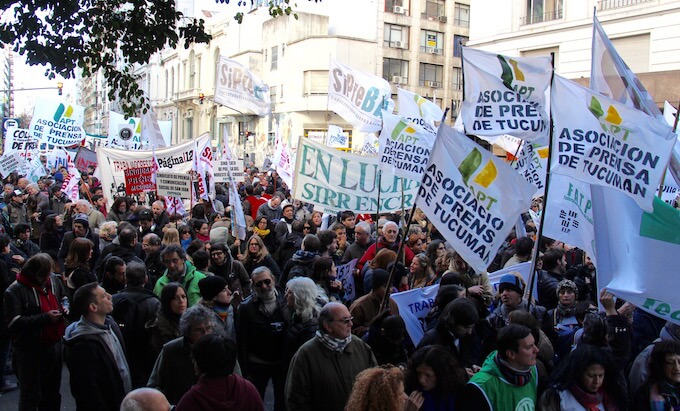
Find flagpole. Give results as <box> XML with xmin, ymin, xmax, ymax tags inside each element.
<box><xmin>656</xmin><ymin>99</ymin><xmax>680</xmax><ymax>197</ymax></box>
<box><xmin>526</xmin><ymin>53</ymin><xmax>556</xmax><ymax>308</ymax></box>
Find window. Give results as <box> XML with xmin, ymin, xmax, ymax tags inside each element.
<box><xmin>164</xmin><ymin>70</ymin><xmax>168</xmax><ymax>100</ymax></box>
<box><xmin>270</xmin><ymin>86</ymin><xmax>277</xmax><ymax>102</ymax></box>
<box><xmin>271</xmin><ymin>46</ymin><xmax>278</xmax><ymax>70</ymax></box>
<box><xmin>422</xmin><ymin>0</ymin><xmax>445</xmax><ymax>19</ymax></box>
<box><xmin>383</xmin><ymin>58</ymin><xmax>409</xmax><ymax>83</ymax></box>
<box><xmin>454</xmin><ymin>3</ymin><xmax>470</xmax><ymax>28</ymax></box>
<box><xmin>523</xmin><ymin>0</ymin><xmax>563</xmax><ymax>25</ymax></box>
<box><xmin>196</xmin><ymin>56</ymin><xmax>201</xmax><ymax>89</ymax></box>
<box><xmin>188</xmin><ymin>51</ymin><xmax>195</xmax><ymax>89</ymax></box>
<box><xmin>452</xmin><ymin>67</ymin><xmax>463</xmax><ymax>90</ymax></box>
<box><xmin>420</xmin><ymin>30</ymin><xmax>444</xmax><ymax>54</ymax></box>
<box><xmin>386</xmin><ymin>0</ymin><xmax>408</xmax><ymax>13</ymax></box>
<box><xmin>419</xmin><ymin>63</ymin><xmax>443</xmax><ymax>87</ymax></box>
<box><xmin>384</xmin><ymin>24</ymin><xmax>409</xmax><ymax>49</ymax></box>
<box><xmin>453</xmin><ymin>35</ymin><xmax>468</xmax><ymax>57</ymax></box>
<box><xmin>599</xmin><ymin>0</ymin><xmax>652</xmax><ymax>11</ymax></box>
<box><xmin>303</xmin><ymin>70</ymin><xmax>328</xmax><ymax>95</ymax></box>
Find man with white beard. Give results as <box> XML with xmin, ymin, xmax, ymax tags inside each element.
<box><xmin>236</xmin><ymin>267</ymin><xmax>289</xmax><ymax>411</ymax></box>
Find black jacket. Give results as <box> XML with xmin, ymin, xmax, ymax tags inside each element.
<box><xmin>58</xmin><ymin>230</ymin><xmax>100</xmax><ymax>271</ymax></box>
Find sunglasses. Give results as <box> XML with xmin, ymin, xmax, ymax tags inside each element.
<box><xmin>333</xmin><ymin>316</ymin><xmax>354</xmax><ymax>324</ymax></box>
<box><xmin>254</xmin><ymin>278</ymin><xmax>272</xmax><ymax>288</ymax></box>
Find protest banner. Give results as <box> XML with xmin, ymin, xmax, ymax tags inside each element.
<box><xmin>326</xmin><ymin>125</ymin><xmax>349</xmax><ymax>149</ymax></box>
<box><xmin>417</xmin><ymin>123</ymin><xmax>536</xmax><ymax>273</ymax></box>
<box><xmin>513</xmin><ymin>142</ymin><xmax>548</xmax><ymax>199</ymax></box>
<box><xmin>61</xmin><ymin>153</ymin><xmax>81</xmax><ymax>202</ymax></box>
<box><xmin>194</xmin><ymin>135</ymin><xmax>214</xmax><ymax>200</ymax></box>
<box><xmin>293</xmin><ymin>137</ymin><xmax>420</xmax><ymax>215</ymax></box>
<box><xmin>4</xmin><ymin>127</ymin><xmax>38</xmax><ymax>158</ymax></box>
<box><xmin>328</xmin><ymin>60</ymin><xmax>394</xmax><ymax>133</ymax></box>
<box><xmin>273</xmin><ymin>127</ymin><xmax>294</xmax><ymax>188</ymax></box>
<box><xmin>360</xmin><ymin>133</ymin><xmax>379</xmax><ymax>155</ymax></box>
<box><xmin>391</xmin><ymin>284</ymin><xmax>439</xmax><ymax>345</ymax></box>
<box><xmin>397</xmin><ymin>88</ymin><xmax>443</xmax><ymax>132</ymax></box>
<box><xmin>542</xmin><ymin>175</ymin><xmax>597</xmax><ymax>265</ymax></box>
<box><xmin>336</xmin><ymin>259</ymin><xmax>357</xmax><ymax>302</ymax></box>
<box><xmin>0</xmin><ymin>152</ymin><xmax>25</xmax><ymax>177</ymax></box>
<box><xmin>156</xmin><ymin>172</ymin><xmax>192</xmax><ymax>198</ymax></box>
<box><xmin>214</xmin><ymin>158</ymin><xmax>245</xmax><ymax>183</ymax></box>
<box><xmin>379</xmin><ymin>111</ymin><xmax>436</xmax><ymax>181</ymax></box>
<box><xmin>214</xmin><ymin>56</ymin><xmax>271</xmax><ymax>116</ymax></box>
<box><xmin>97</xmin><ymin>134</ymin><xmax>210</xmax><ymax>208</ymax></box>
<box><xmin>461</xmin><ymin>47</ymin><xmax>552</xmax><ymax>142</ymax></box>
<box><xmin>551</xmin><ymin>75</ymin><xmax>675</xmax><ymax>212</ymax></box>
<box><xmin>141</xmin><ymin>107</ymin><xmax>167</xmax><ymax>148</ymax></box>
<box><xmin>124</xmin><ymin>166</ymin><xmax>156</xmax><ymax>195</ymax></box>
<box><xmin>29</xmin><ymin>100</ymin><xmax>86</xmax><ymax>146</ymax></box>
<box><xmin>74</xmin><ymin>146</ymin><xmax>98</xmax><ymax>173</ymax></box>
<box><xmin>45</xmin><ymin>149</ymin><xmax>68</xmax><ymax>171</ymax></box>
<box><xmin>108</xmin><ymin>112</ymin><xmax>142</xmax><ymax>150</ymax></box>
<box><xmin>165</xmin><ymin>196</ymin><xmax>187</xmax><ymax>216</ymax></box>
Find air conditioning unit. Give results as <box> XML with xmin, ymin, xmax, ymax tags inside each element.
<box><xmin>427</xmin><ymin>47</ymin><xmax>438</xmax><ymax>54</ymax></box>
<box><xmin>394</xmin><ymin>41</ymin><xmax>405</xmax><ymax>49</ymax></box>
<box><xmin>439</xmin><ymin>15</ymin><xmax>448</xmax><ymax>23</ymax></box>
<box><xmin>425</xmin><ymin>81</ymin><xmax>441</xmax><ymax>88</ymax></box>
<box><xmin>393</xmin><ymin>5</ymin><xmax>405</xmax><ymax>14</ymax></box>
<box><xmin>392</xmin><ymin>76</ymin><xmax>405</xmax><ymax>83</ymax></box>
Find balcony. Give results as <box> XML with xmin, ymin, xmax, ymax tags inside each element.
<box><xmin>520</xmin><ymin>9</ymin><xmax>563</xmax><ymax>25</ymax></box>
<box><xmin>598</xmin><ymin>0</ymin><xmax>653</xmax><ymax>10</ymax></box>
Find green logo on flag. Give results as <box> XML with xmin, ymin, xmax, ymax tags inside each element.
<box><xmin>640</xmin><ymin>197</ymin><xmax>680</xmax><ymax>245</ymax></box>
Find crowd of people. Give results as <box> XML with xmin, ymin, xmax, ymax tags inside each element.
<box><xmin>0</xmin><ymin>165</ymin><xmax>678</xmax><ymax>411</ymax></box>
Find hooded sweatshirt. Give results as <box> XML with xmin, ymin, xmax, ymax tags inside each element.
<box><xmin>175</xmin><ymin>374</ymin><xmax>264</xmax><ymax>411</ymax></box>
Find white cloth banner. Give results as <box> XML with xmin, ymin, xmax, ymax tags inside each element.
<box><xmin>194</xmin><ymin>134</ymin><xmax>214</xmax><ymax>200</ymax></box>
<box><xmin>461</xmin><ymin>47</ymin><xmax>552</xmax><ymax>142</ymax></box>
<box><xmin>513</xmin><ymin>142</ymin><xmax>548</xmax><ymax>199</ymax></box>
<box><xmin>272</xmin><ymin>125</ymin><xmax>294</xmax><ymax>188</ymax></box>
<box><xmin>141</xmin><ymin>108</ymin><xmax>168</xmax><ymax>148</ymax></box>
<box><xmin>223</xmin><ymin>133</ymin><xmax>247</xmax><ymax>240</ymax></box>
<box><xmin>165</xmin><ymin>196</ymin><xmax>187</xmax><ymax>216</ymax></box>
<box><xmin>391</xmin><ymin>284</ymin><xmax>440</xmax><ymax>345</ymax></box>
<box><xmin>293</xmin><ymin>137</ymin><xmax>420</xmax><ymax>215</ymax></box>
<box><xmin>61</xmin><ymin>153</ymin><xmax>81</xmax><ymax>202</ymax></box>
<box><xmin>214</xmin><ymin>56</ymin><xmax>271</xmax><ymax>116</ymax></box>
<box><xmin>360</xmin><ymin>133</ymin><xmax>379</xmax><ymax>155</ymax></box>
<box><xmin>542</xmin><ymin>174</ymin><xmax>597</xmax><ymax>266</ymax></box>
<box><xmin>108</xmin><ymin>112</ymin><xmax>142</xmax><ymax>150</ymax></box>
<box><xmin>417</xmin><ymin>123</ymin><xmax>536</xmax><ymax>273</ymax></box>
<box><xmin>397</xmin><ymin>88</ymin><xmax>443</xmax><ymax>132</ymax></box>
<box><xmin>326</xmin><ymin>125</ymin><xmax>349</xmax><ymax>148</ymax></box>
<box><xmin>379</xmin><ymin>111</ymin><xmax>436</xmax><ymax>181</ymax></box>
<box><xmin>551</xmin><ymin>75</ymin><xmax>675</xmax><ymax>212</ymax></box>
<box><xmin>659</xmin><ymin>101</ymin><xmax>679</xmax><ymax>205</ymax></box>
<box><xmin>328</xmin><ymin>60</ymin><xmax>394</xmax><ymax>132</ymax></box>
<box><xmin>29</xmin><ymin>101</ymin><xmax>86</xmax><ymax>147</ymax></box>
<box><xmin>336</xmin><ymin>259</ymin><xmax>357</xmax><ymax>302</ymax></box>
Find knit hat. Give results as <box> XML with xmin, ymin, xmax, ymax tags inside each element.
<box><xmin>372</xmin><ymin>269</ymin><xmax>391</xmax><ymax>292</ymax></box>
<box><xmin>53</xmin><ymin>171</ymin><xmax>64</xmax><ymax>183</ymax></box>
<box><xmin>198</xmin><ymin>276</ymin><xmax>228</xmax><ymax>301</ymax></box>
<box><xmin>73</xmin><ymin>213</ymin><xmax>90</xmax><ymax>228</ymax></box>
<box><xmin>498</xmin><ymin>274</ymin><xmax>524</xmax><ymax>295</ymax></box>
<box><xmin>556</xmin><ymin>279</ymin><xmax>578</xmax><ymax>297</ymax></box>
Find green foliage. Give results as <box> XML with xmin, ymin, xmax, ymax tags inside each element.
<box><xmin>0</xmin><ymin>0</ymin><xmax>319</xmax><ymax>116</ymax></box>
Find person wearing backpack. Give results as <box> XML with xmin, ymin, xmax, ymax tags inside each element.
<box><xmin>111</xmin><ymin>262</ymin><xmax>160</xmax><ymax>388</ymax></box>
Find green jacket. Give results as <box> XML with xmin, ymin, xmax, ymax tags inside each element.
<box><xmin>153</xmin><ymin>261</ymin><xmax>205</xmax><ymax>307</ymax></box>
<box><xmin>467</xmin><ymin>350</ymin><xmax>537</xmax><ymax>411</ymax></box>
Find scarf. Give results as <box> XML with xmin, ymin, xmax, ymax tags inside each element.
<box><xmin>212</xmin><ymin>301</ymin><xmax>231</xmax><ymax>323</ymax></box>
<box><xmin>650</xmin><ymin>381</ymin><xmax>680</xmax><ymax>411</ymax></box>
<box><xmin>316</xmin><ymin>330</ymin><xmax>351</xmax><ymax>352</ymax></box>
<box><xmin>253</xmin><ymin>226</ymin><xmax>271</xmax><ymax>237</ymax></box>
<box><xmin>556</xmin><ymin>303</ymin><xmax>576</xmax><ymax>320</ymax></box>
<box><xmin>495</xmin><ymin>355</ymin><xmax>533</xmax><ymax>387</ymax></box>
<box><xmin>257</xmin><ymin>289</ymin><xmax>278</xmax><ymax>316</ymax></box>
<box><xmin>569</xmin><ymin>383</ymin><xmax>619</xmax><ymax>411</ymax></box>
<box><xmin>16</xmin><ymin>272</ymin><xmax>65</xmax><ymax>345</ymax></box>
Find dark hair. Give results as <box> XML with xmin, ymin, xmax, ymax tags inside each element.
<box><xmin>72</xmin><ymin>282</ymin><xmax>99</xmax><ymax>318</ymax></box>
<box><xmin>0</xmin><ymin>234</ymin><xmax>10</xmax><ymax>250</ymax></box>
<box><xmin>186</xmin><ymin>239</ymin><xmax>205</xmax><ymax>257</ymax></box>
<box><xmin>43</xmin><ymin>214</ymin><xmax>61</xmax><ymax>234</ymax></box>
<box><xmin>13</xmin><ymin>222</ymin><xmax>31</xmax><ymax>237</ymax></box>
<box><xmin>434</xmin><ymin>285</ymin><xmax>465</xmax><ymax>312</ymax></box>
<box><xmin>192</xmin><ymin>250</ymin><xmax>210</xmax><ymax>271</ymax></box>
<box><xmin>65</xmin><ymin>237</ymin><xmax>94</xmax><ymax>269</ymax></box>
<box><xmin>125</xmin><ymin>262</ymin><xmax>147</xmax><ymax>287</ymax></box>
<box><xmin>514</xmin><ymin>237</ymin><xmax>534</xmax><ymax>258</ymax></box>
<box><xmin>191</xmin><ymin>204</ymin><xmax>206</xmax><ymax>220</ymax></box>
<box><xmin>291</xmin><ymin>220</ymin><xmax>305</xmax><ymax>234</ymax></box>
<box><xmin>118</xmin><ymin>227</ymin><xmax>137</xmax><ymax>246</ymax></box>
<box><xmin>21</xmin><ymin>253</ymin><xmax>54</xmax><ymax>282</ymax></box>
<box><xmin>316</xmin><ymin>230</ymin><xmax>337</xmax><ymax>254</ymax></box>
<box><xmin>405</xmin><ymin>345</ymin><xmax>467</xmax><ymax>400</ymax></box>
<box><xmin>440</xmin><ymin>298</ymin><xmax>479</xmax><ymax>330</ymax></box>
<box><xmin>301</xmin><ymin>234</ymin><xmax>321</xmax><ymax>253</ymax></box>
<box><xmin>425</xmin><ymin>240</ymin><xmax>444</xmax><ymax>264</ymax></box>
<box><xmin>311</xmin><ymin>256</ymin><xmax>334</xmax><ymax>284</ymax></box>
<box><xmin>160</xmin><ymin>282</ymin><xmax>186</xmax><ymax>318</ymax></box>
<box><xmin>104</xmin><ymin>256</ymin><xmax>126</xmax><ymax>277</ymax></box>
<box><xmin>543</xmin><ymin>248</ymin><xmax>565</xmax><ymax>271</ymax></box>
<box><xmin>439</xmin><ymin>272</ymin><xmax>465</xmax><ymax>287</ymax></box>
<box><xmin>110</xmin><ymin>197</ymin><xmax>128</xmax><ymax>214</ymax></box>
<box><xmin>192</xmin><ymin>334</ymin><xmax>238</xmax><ymax>377</ymax></box>
<box><xmin>339</xmin><ymin>210</ymin><xmax>355</xmax><ymax>221</ymax></box>
<box><xmin>191</xmin><ymin>218</ymin><xmax>208</xmax><ymax>233</ymax></box>
<box><xmin>508</xmin><ymin>310</ymin><xmax>541</xmax><ymax>346</ymax></box>
<box><xmin>160</xmin><ymin>244</ymin><xmax>186</xmax><ymax>261</ymax></box>
<box><xmin>178</xmin><ymin>224</ymin><xmax>194</xmax><ymax>239</ymax></box>
<box><xmin>497</xmin><ymin>324</ymin><xmax>533</xmax><ymax>360</ymax></box>
<box><xmin>649</xmin><ymin>340</ymin><xmax>680</xmax><ymax>384</ymax></box>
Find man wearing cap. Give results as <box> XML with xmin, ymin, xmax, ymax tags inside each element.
<box><xmin>5</xmin><ymin>189</ymin><xmax>28</xmax><ymax>227</ymax></box>
<box><xmin>274</xmin><ymin>202</ymin><xmax>295</xmax><ymax>243</ymax></box>
<box><xmin>487</xmin><ymin>274</ymin><xmax>547</xmax><ymax>331</ymax></box>
<box><xmin>198</xmin><ymin>276</ymin><xmax>235</xmax><ymax>340</ymax></box>
<box><xmin>349</xmin><ymin>268</ymin><xmax>400</xmax><ymax>338</ymax></box>
<box><xmin>57</xmin><ymin>213</ymin><xmax>101</xmax><ymax>271</ymax></box>
<box><xmin>137</xmin><ymin>209</ymin><xmax>156</xmax><ymax>242</ymax></box>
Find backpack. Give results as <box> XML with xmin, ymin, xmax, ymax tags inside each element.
<box><xmin>111</xmin><ymin>292</ymin><xmax>156</xmax><ymax>345</ymax></box>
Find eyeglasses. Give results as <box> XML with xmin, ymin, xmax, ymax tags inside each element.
<box><xmin>211</xmin><ymin>251</ymin><xmax>224</xmax><ymax>257</ymax></box>
<box><xmin>332</xmin><ymin>316</ymin><xmax>354</xmax><ymax>324</ymax></box>
<box><xmin>304</xmin><ymin>226</ymin><xmax>311</xmax><ymax>230</ymax></box>
<box><xmin>254</xmin><ymin>278</ymin><xmax>272</xmax><ymax>288</ymax></box>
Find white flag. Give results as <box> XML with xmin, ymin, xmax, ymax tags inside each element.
<box><xmin>215</xmin><ymin>56</ymin><xmax>271</xmax><ymax>116</ymax></box>
<box><xmin>223</xmin><ymin>133</ymin><xmax>247</xmax><ymax>240</ymax></box>
<box><xmin>273</xmin><ymin>126</ymin><xmax>294</xmax><ymax>189</ymax></box>
<box><xmin>551</xmin><ymin>75</ymin><xmax>674</xmax><ymax>212</ymax></box>
<box><xmin>108</xmin><ymin>112</ymin><xmax>142</xmax><ymax>150</ymax></box>
<box><xmin>326</xmin><ymin>125</ymin><xmax>348</xmax><ymax>148</ymax></box>
<box><xmin>29</xmin><ymin>101</ymin><xmax>86</xmax><ymax>147</ymax></box>
<box><xmin>379</xmin><ymin>111</ymin><xmax>436</xmax><ymax>181</ymax></box>
<box><xmin>513</xmin><ymin>142</ymin><xmax>549</xmax><ymax>198</ymax></box>
<box><xmin>328</xmin><ymin>60</ymin><xmax>394</xmax><ymax>132</ymax></box>
<box><xmin>397</xmin><ymin>88</ymin><xmax>443</xmax><ymax>131</ymax></box>
<box><xmin>417</xmin><ymin>123</ymin><xmax>536</xmax><ymax>272</ymax></box>
<box><xmin>461</xmin><ymin>47</ymin><xmax>552</xmax><ymax>142</ymax></box>
<box><xmin>141</xmin><ymin>108</ymin><xmax>167</xmax><ymax>148</ymax></box>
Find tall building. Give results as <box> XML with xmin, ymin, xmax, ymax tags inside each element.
<box><xmin>0</xmin><ymin>47</ymin><xmax>14</xmax><ymax>119</ymax></box>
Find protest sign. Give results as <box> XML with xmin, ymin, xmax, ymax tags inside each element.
<box><xmin>513</xmin><ymin>142</ymin><xmax>548</xmax><ymax>199</ymax></box>
<box><xmin>214</xmin><ymin>56</ymin><xmax>271</xmax><ymax>116</ymax></box>
<box><xmin>273</xmin><ymin>128</ymin><xmax>294</xmax><ymax>188</ymax></box>
<box><xmin>124</xmin><ymin>166</ymin><xmax>156</xmax><ymax>195</ymax></box>
<box><xmin>397</xmin><ymin>88</ymin><xmax>443</xmax><ymax>132</ymax></box>
<box><xmin>29</xmin><ymin>101</ymin><xmax>86</xmax><ymax>146</ymax></box>
<box><xmin>391</xmin><ymin>284</ymin><xmax>439</xmax><ymax>345</ymax></box>
<box><xmin>379</xmin><ymin>111</ymin><xmax>436</xmax><ymax>181</ymax></box>
<box><xmin>194</xmin><ymin>135</ymin><xmax>214</xmax><ymax>200</ymax></box>
<box><xmin>335</xmin><ymin>259</ymin><xmax>357</xmax><ymax>302</ymax></box>
<box><xmin>74</xmin><ymin>146</ymin><xmax>98</xmax><ymax>173</ymax></box>
<box><xmin>108</xmin><ymin>112</ymin><xmax>142</xmax><ymax>150</ymax></box>
<box><xmin>0</xmin><ymin>152</ymin><xmax>25</xmax><ymax>177</ymax></box>
<box><xmin>214</xmin><ymin>158</ymin><xmax>245</xmax><ymax>183</ymax></box>
<box><xmin>45</xmin><ymin>149</ymin><xmax>68</xmax><ymax>171</ymax></box>
<box><xmin>551</xmin><ymin>75</ymin><xmax>675</xmax><ymax>212</ymax></box>
<box><xmin>461</xmin><ymin>47</ymin><xmax>552</xmax><ymax>142</ymax></box>
<box><xmin>326</xmin><ymin>125</ymin><xmax>349</xmax><ymax>149</ymax></box>
<box><xmin>417</xmin><ymin>123</ymin><xmax>536</xmax><ymax>273</ymax></box>
<box><xmin>328</xmin><ymin>60</ymin><xmax>393</xmax><ymax>133</ymax></box>
<box><xmin>293</xmin><ymin>138</ymin><xmax>420</xmax><ymax>215</ymax></box>
<box><xmin>360</xmin><ymin>133</ymin><xmax>379</xmax><ymax>155</ymax></box>
<box><xmin>4</xmin><ymin>127</ymin><xmax>38</xmax><ymax>158</ymax></box>
<box><xmin>156</xmin><ymin>172</ymin><xmax>192</xmax><ymax>198</ymax></box>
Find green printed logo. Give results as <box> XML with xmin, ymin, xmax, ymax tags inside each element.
<box><xmin>53</xmin><ymin>103</ymin><xmax>75</xmax><ymax>122</ymax></box>
<box><xmin>391</xmin><ymin>119</ymin><xmax>419</xmax><ymax>144</ymax></box>
<box><xmin>640</xmin><ymin>196</ymin><xmax>680</xmax><ymax>245</ymax></box>
<box><xmin>588</xmin><ymin>96</ymin><xmax>633</xmax><ymax>140</ymax></box>
<box><xmin>497</xmin><ymin>55</ymin><xmax>534</xmax><ymax>99</ymax></box>
<box><xmin>458</xmin><ymin>148</ymin><xmax>497</xmax><ymax>188</ymax></box>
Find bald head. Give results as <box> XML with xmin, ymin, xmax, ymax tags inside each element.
<box><xmin>120</xmin><ymin>388</ymin><xmax>170</xmax><ymax>411</ymax></box>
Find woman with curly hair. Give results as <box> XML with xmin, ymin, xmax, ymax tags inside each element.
<box><xmin>409</xmin><ymin>253</ymin><xmax>436</xmax><ymax>289</ymax></box>
<box><xmin>633</xmin><ymin>340</ymin><xmax>680</xmax><ymax>410</ymax></box>
<box><xmin>107</xmin><ymin>197</ymin><xmax>130</xmax><ymax>223</ymax></box>
<box><xmin>345</xmin><ymin>365</ymin><xmax>423</xmax><ymax>411</ymax></box>
<box><xmin>239</xmin><ymin>234</ymin><xmax>281</xmax><ymax>278</ymax></box>
<box><xmin>404</xmin><ymin>345</ymin><xmax>467</xmax><ymax>410</ymax></box>
<box><xmin>283</xmin><ymin>277</ymin><xmax>319</xmax><ymax>364</ymax></box>
<box><xmin>539</xmin><ymin>344</ymin><xmax>628</xmax><ymax>411</ymax></box>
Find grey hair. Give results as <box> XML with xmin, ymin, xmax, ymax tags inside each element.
<box><xmin>179</xmin><ymin>304</ymin><xmax>219</xmax><ymax>336</ymax></box>
<box><xmin>286</xmin><ymin>277</ymin><xmax>320</xmax><ymax>322</ymax></box>
<box><xmin>75</xmin><ymin>199</ymin><xmax>92</xmax><ymax>210</ymax></box>
<box><xmin>26</xmin><ymin>183</ymin><xmax>39</xmax><ymax>192</ymax></box>
<box><xmin>383</xmin><ymin>221</ymin><xmax>398</xmax><ymax>231</ymax></box>
<box><xmin>355</xmin><ymin>221</ymin><xmax>371</xmax><ymax>235</ymax></box>
<box><xmin>251</xmin><ymin>266</ymin><xmax>274</xmax><ymax>281</ymax></box>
